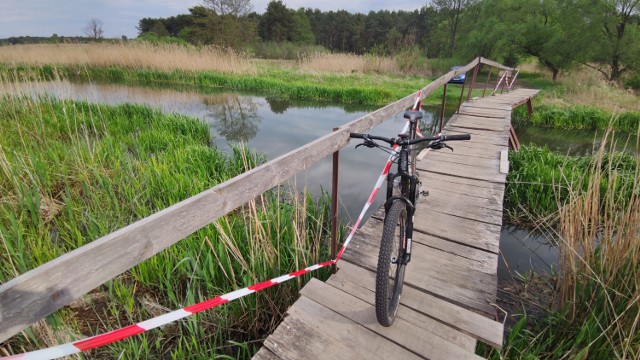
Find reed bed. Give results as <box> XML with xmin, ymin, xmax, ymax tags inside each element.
<box><xmin>299</xmin><ymin>52</ymin><xmax>400</xmax><ymax>74</ymax></box>
<box><xmin>485</xmin><ymin>131</ymin><xmax>639</xmax><ymax>358</ymax></box>
<box><xmin>552</xmin><ymin>68</ymin><xmax>640</xmax><ymax>113</ymax></box>
<box><xmin>505</xmin><ymin>144</ymin><xmax>636</xmax><ymax>223</ymax></box>
<box><xmin>0</xmin><ymin>43</ymin><xmax>256</xmax><ymax>75</ymax></box>
<box><xmin>0</xmin><ymin>89</ymin><xmax>332</xmax><ymax>358</ymax></box>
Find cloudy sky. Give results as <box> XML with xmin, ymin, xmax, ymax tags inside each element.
<box><xmin>0</xmin><ymin>0</ymin><xmax>427</xmax><ymax>39</ymax></box>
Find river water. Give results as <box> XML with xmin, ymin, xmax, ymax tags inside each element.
<box><xmin>4</xmin><ymin>80</ymin><xmax>563</xmax><ymax>276</ymax></box>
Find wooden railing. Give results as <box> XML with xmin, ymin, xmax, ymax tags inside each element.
<box><xmin>0</xmin><ymin>57</ymin><xmax>515</xmax><ymax>343</ymax></box>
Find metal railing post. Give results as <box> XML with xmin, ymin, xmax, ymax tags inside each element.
<box><xmin>330</xmin><ymin>127</ymin><xmax>340</xmax><ymax>273</ymax></box>
<box><xmin>482</xmin><ymin>67</ymin><xmax>494</xmax><ymax>98</ymax></box>
<box><xmin>467</xmin><ymin>61</ymin><xmax>481</xmax><ymax>101</ymax></box>
<box><xmin>500</xmin><ymin>71</ymin><xmax>509</xmax><ymax>94</ymax></box>
<box><xmin>508</xmin><ymin>70</ymin><xmax>520</xmax><ymax>91</ymax></box>
<box><xmin>440</xmin><ymin>83</ymin><xmax>447</xmax><ymax>133</ymax></box>
<box><xmin>491</xmin><ymin>70</ymin><xmax>508</xmax><ymax>96</ymax></box>
<box><xmin>456</xmin><ymin>72</ymin><xmax>468</xmax><ymax>113</ymax></box>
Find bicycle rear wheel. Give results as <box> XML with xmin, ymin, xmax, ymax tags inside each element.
<box><xmin>375</xmin><ymin>200</ymin><xmax>407</xmax><ymax>326</ymax></box>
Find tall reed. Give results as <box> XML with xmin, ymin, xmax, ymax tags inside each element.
<box><xmin>554</xmin><ymin>130</ymin><xmax>639</xmax><ymax>358</ymax></box>
<box><xmin>299</xmin><ymin>52</ymin><xmax>400</xmax><ymax>74</ymax></box>
<box><xmin>483</xmin><ymin>130</ymin><xmax>639</xmax><ymax>358</ymax></box>
<box><xmin>0</xmin><ymin>86</ymin><xmax>332</xmax><ymax>357</ymax></box>
<box><xmin>0</xmin><ymin>43</ymin><xmax>256</xmax><ymax>75</ymax></box>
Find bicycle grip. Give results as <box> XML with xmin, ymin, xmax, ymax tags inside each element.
<box><xmin>442</xmin><ymin>134</ymin><xmax>471</xmax><ymax>141</ymax></box>
<box><xmin>350</xmin><ymin>132</ymin><xmax>366</xmax><ymax>139</ymax></box>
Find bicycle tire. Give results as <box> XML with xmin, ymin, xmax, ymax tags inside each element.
<box><xmin>375</xmin><ymin>200</ymin><xmax>407</xmax><ymax>326</ymax></box>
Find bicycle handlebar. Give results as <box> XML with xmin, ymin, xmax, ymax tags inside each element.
<box><xmin>349</xmin><ymin>132</ymin><xmax>470</xmax><ymax>146</ymax></box>
<box><xmin>440</xmin><ymin>134</ymin><xmax>471</xmax><ymax>141</ymax></box>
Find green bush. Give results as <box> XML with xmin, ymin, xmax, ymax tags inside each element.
<box><xmin>624</xmin><ymin>72</ymin><xmax>640</xmax><ymax>91</ymax></box>
<box><xmin>249</xmin><ymin>41</ymin><xmax>329</xmax><ymax>60</ymax></box>
<box><xmin>136</xmin><ymin>32</ymin><xmax>189</xmax><ymax>46</ymax></box>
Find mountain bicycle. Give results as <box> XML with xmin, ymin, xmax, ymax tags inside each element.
<box><xmin>350</xmin><ymin>110</ymin><xmax>470</xmax><ymax>326</ymax></box>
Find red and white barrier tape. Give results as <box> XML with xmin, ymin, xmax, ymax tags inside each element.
<box><xmin>2</xmin><ymin>94</ymin><xmax>423</xmax><ymax>360</ymax></box>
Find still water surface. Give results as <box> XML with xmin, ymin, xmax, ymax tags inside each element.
<box><xmin>5</xmin><ymin>80</ymin><xmax>445</xmax><ymax>224</ymax></box>
<box><xmin>5</xmin><ymin>81</ymin><xmax>563</xmax><ymax>274</ymax></box>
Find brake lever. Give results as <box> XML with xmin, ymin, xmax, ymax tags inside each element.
<box><xmin>429</xmin><ymin>141</ymin><xmax>454</xmax><ymax>152</ymax></box>
<box><xmin>355</xmin><ymin>138</ymin><xmax>377</xmax><ymax>149</ymax></box>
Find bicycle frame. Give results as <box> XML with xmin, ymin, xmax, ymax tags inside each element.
<box><xmin>383</xmin><ymin>120</ymin><xmax>420</xmax><ymax>265</ymax></box>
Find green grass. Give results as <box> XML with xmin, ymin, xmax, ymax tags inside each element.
<box><xmin>0</xmin><ymin>62</ymin><xmax>489</xmax><ymax>109</ymax></box>
<box><xmin>504</xmin><ymin>145</ymin><xmax>636</xmax><ymax>223</ymax></box>
<box><xmin>513</xmin><ymin>104</ymin><xmax>640</xmax><ymax>133</ymax></box>
<box><xmin>0</xmin><ymin>95</ymin><xmax>333</xmax><ymax>358</ymax></box>
<box><xmin>1</xmin><ymin>63</ymin><xmax>430</xmax><ymax>106</ymax></box>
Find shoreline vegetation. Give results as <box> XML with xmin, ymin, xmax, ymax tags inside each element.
<box><xmin>0</xmin><ymin>93</ymin><xmax>333</xmax><ymax>358</ymax></box>
<box><xmin>1</xmin><ymin>41</ymin><xmax>639</xmax><ymax>358</ymax></box>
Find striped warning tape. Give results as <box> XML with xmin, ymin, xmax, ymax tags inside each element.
<box><xmin>2</xmin><ymin>94</ymin><xmax>423</xmax><ymax>360</ymax></box>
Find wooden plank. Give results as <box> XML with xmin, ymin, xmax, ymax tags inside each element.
<box><xmin>500</xmin><ymin>150</ymin><xmax>509</xmax><ymax>174</ymax></box>
<box><xmin>335</xmin><ymin>261</ymin><xmax>503</xmax><ymax>348</ymax></box>
<box><xmin>422</xmin><ymin>147</ymin><xmax>498</xmax><ymax>161</ymax></box>
<box><xmin>268</xmin><ymin>295</ymin><xmax>424</xmax><ymax>360</ymax></box>
<box><xmin>340</xmin><ymin>220</ymin><xmax>499</xmax><ymax>314</ymax></box>
<box><xmin>362</xmin><ymin>212</ymin><xmax>500</xmax><ymax>270</ymax></box>
<box><xmin>263</xmin><ymin>308</ymin><xmax>371</xmax><ymax>360</ymax></box>
<box><xmin>426</xmin><ymin>151</ymin><xmax>501</xmax><ymax>168</ymax></box>
<box><xmin>421</xmin><ymin>146</ymin><xmax>500</xmax><ymax>160</ymax></box>
<box><xmin>444</xmin><ymin>131</ymin><xmax>510</xmax><ymax>142</ymax></box>
<box><xmin>447</xmin><ymin>118</ymin><xmax>511</xmax><ymax>131</ymax></box>
<box><xmin>300</xmin><ymin>279</ymin><xmax>485</xmax><ymax>360</ymax></box>
<box><xmin>457</xmin><ymin>110</ymin><xmax>508</xmax><ymax>119</ymax></box>
<box><xmin>420</xmin><ymin>170</ymin><xmax>503</xmax><ymax>190</ymax></box>
<box><xmin>447</xmin><ymin>127</ymin><xmax>510</xmax><ymax>138</ymax></box>
<box><xmin>461</xmin><ymin>103</ymin><xmax>512</xmax><ymax>111</ymax></box>
<box><xmin>324</xmin><ymin>275</ymin><xmax>477</xmax><ymax>352</ymax></box>
<box><xmin>445</xmin><ymin>115</ymin><xmax>509</xmax><ymax>132</ymax></box>
<box><xmin>479</xmin><ymin>57</ymin><xmax>515</xmax><ymax>71</ymax></box>
<box><xmin>416</xmin><ymin>194</ymin><xmax>503</xmax><ymax>226</ymax></box>
<box><xmin>410</xmin><ymin>232</ymin><xmax>499</xmax><ymax>274</ymax></box>
<box><xmin>417</xmin><ymin>160</ymin><xmax>506</xmax><ymax>183</ymax></box>
<box><xmin>421</xmin><ymin>182</ymin><xmax>504</xmax><ymax>206</ymax></box>
<box><xmin>322</xmin><ymin>276</ymin><xmax>477</xmax><ymax>351</ymax></box>
<box><xmin>252</xmin><ymin>347</ymin><xmax>282</xmax><ymax>360</ymax></box>
<box><xmin>412</xmin><ymin>209</ymin><xmax>501</xmax><ymax>253</ymax></box>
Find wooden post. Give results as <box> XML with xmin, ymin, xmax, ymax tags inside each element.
<box><xmin>331</xmin><ymin>128</ymin><xmax>339</xmax><ymax>273</ymax></box>
<box><xmin>440</xmin><ymin>83</ymin><xmax>447</xmax><ymax>133</ymax></box>
<box><xmin>508</xmin><ymin>125</ymin><xmax>521</xmax><ymax>151</ymax></box>
<box><xmin>526</xmin><ymin>98</ymin><xmax>533</xmax><ymax>118</ymax></box>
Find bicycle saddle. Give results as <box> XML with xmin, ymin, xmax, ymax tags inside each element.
<box><xmin>403</xmin><ymin>110</ymin><xmax>424</xmax><ymax>121</ymax></box>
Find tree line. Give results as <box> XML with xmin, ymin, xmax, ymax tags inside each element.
<box><xmin>138</xmin><ymin>0</ymin><xmax>639</xmax><ymax>82</ymax></box>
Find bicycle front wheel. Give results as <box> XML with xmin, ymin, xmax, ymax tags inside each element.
<box><xmin>375</xmin><ymin>200</ymin><xmax>408</xmax><ymax>327</ymax></box>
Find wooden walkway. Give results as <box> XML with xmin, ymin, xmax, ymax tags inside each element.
<box><xmin>254</xmin><ymin>88</ymin><xmax>539</xmax><ymax>360</ymax></box>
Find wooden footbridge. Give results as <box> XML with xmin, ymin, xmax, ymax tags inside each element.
<box><xmin>253</xmin><ymin>88</ymin><xmax>538</xmax><ymax>359</ymax></box>
<box><xmin>0</xmin><ymin>58</ymin><xmax>537</xmax><ymax>359</ymax></box>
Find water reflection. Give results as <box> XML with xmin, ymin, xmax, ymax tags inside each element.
<box><xmin>516</xmin><ymin>126</ymin><xmax>638</xmax><ymax>156</ymax></box>
<box><xmin>205</xmin><ymin>94</ymin><xmax>261</xmax><ymax>142</ymax></box>
<box><xmin>498</xmin><ymin>224</ymin><xmax>559</xmax><ymax>280</ymax></box>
